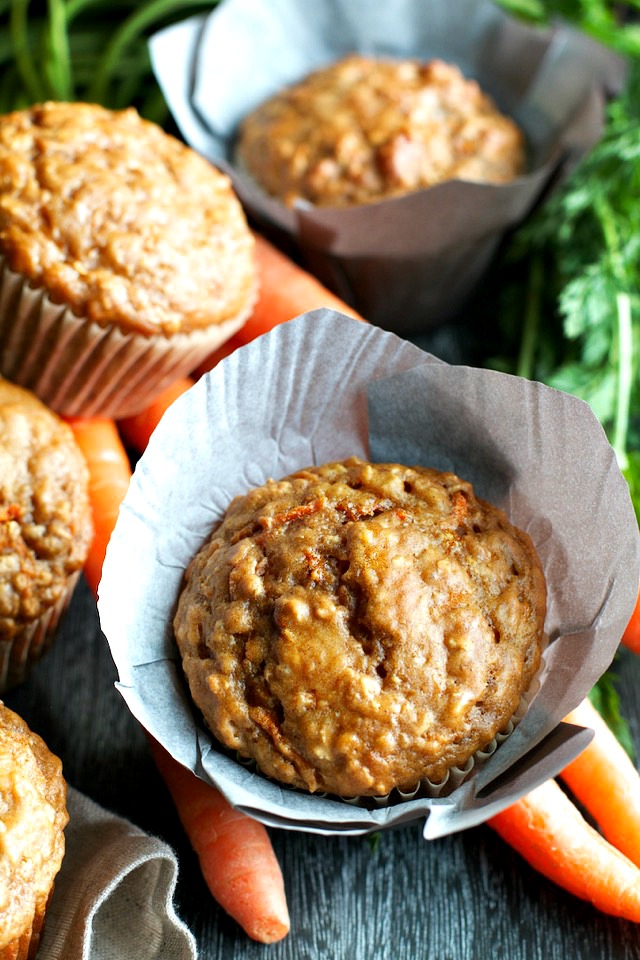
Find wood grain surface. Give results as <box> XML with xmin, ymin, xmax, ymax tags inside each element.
<box><xmin>5</xmin><ymin>578</ymin><xmax>640</xmax><ymax>960</ymax></box>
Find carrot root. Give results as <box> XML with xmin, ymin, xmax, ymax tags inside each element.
<box><xmin>149</xmin><ymin>738</ymin><xmax>290</xmax><ymax>943</ymax></box>
<box><xmin>65</xmin><ymin>417</ymin><xmax>132</xmax><ymax>597</ymax></box>
<box><xmin>194</xmin><ymin>232</ymin><xmax>364</xmax><ymax>378</ymax></box>
<box><xmin>488</xmin><ymin>779</ymin><xmax>640</xmax><ymax>922</ymax></box>
<box><xmin>561</xmin><ymin>698</ymin><xmax>640</xmax><ymax>869</ymax></box>
<box><xmin>621</xmin><ymin>586</ymin><xmax>640</xmax><ymax>654</ymax></box>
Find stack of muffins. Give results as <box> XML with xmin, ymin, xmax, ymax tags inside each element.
<box><xmin>0</xmin><ymin>99</ymin><xmax>259</xmax><ymax>955</ymax></box>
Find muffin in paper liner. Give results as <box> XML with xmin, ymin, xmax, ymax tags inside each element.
<box><xmin>98</xmin><ymin>311</ymin><xmax>639</xmax><ymax>838</ymax></box>
<box><xmin>0</xmin><ymin>102</ymin><xmax>257</xmax><ymax>419</ymax></box>
<box><xmin>149</xmin><ymin>0</ymin><xmax>626</xmax><ymax>335</ymax></box>
<box><xmin>0</xmin><ymin>257</ymin><xmax>251</xmax><ymax>420</ymax></box>
<box><xmin>0</xmin><ymin>570</ymin><xmax>81</xmax><ymax>695</ymax></box>
<box><xmin>0</xmin><ymin>702</ymin><xmax>68</xmax><ymax>960</ymax></box>
<box><xmin>0</xmin><ymin>379</ymin><xmax>93</xmax><ymax>693</ymax></box>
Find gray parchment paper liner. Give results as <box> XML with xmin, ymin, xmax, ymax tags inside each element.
<box><xmin>99</xmin><ymin>311</ymin><xmax>640</xmax><ymax>839</ymax></box>
<box><xmin>149</xmin><ymin>0</ymin><xmax>625</xmax><ymax>334</ymax></box>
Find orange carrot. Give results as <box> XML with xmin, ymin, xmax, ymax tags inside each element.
<box><xmin>242</xmin><ymin>232</ymin><xmax>364</xmax><ymax>341</ymax></box>
<box><xmin>122</xmin><ymin>232</ymin><xmax>367</xmax><ymax>449</ymax></box>
<box><xmin>622</xmin><ymin>586</ymin><xmax>640</xmax><ymax>654</ymax></box>
<box><xmin>149</xmin><ymin>737</ymin><xmax>290</xmax><ymax>943</ymax></box>
<box><xmin>560</xmin><ymin>698</ymin><xmax>640</xmax><ymax>869</ymax></box>
<box><xmin>193</xmin><ymin>231</ymin><xmax>365</xmax><ymax>377</ymax></box>
<box><xmin>118</xmin><ymin>376</ymin><xmax>194</xmax><ymax>454</ymax></box>
<box><xmin>65</xmin><ymin>417</ymin><xmax>132</xmax><ymax>597</ymax></box>
<box><xmin>488</xmin><ymin>779</ymin><xmax>640</xmax><ymax>922</ymax></box>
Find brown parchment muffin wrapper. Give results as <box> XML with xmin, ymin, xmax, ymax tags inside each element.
<box><xmin>149</xmin><ymin>0</ymin><xmax>625</xmax><ymax>334</ymax></box>
<box><xmin>99</xmin><ymin>311</ymin><xmax>640</xmax><ymax>839</ymax></box>
<box><xmin>0</xmin><ymin>571</ymin><xmax>81</xmax><ymax>694</ymax></box>
<box><xmin>0</xmin><ymin>258</ymin><xmax>253</xmax><ymax>420</ymax></box>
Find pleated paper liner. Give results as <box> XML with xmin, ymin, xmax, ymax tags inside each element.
<box><xmin>150</xmin><ymin>0</ymin><xmax>626</xmax><ymax>334</ymax></box>
<box><xmin>99</xmin><ymin>312</ymin><xmax>640</xmax><ymax>836</ymax></box>
<box><xmin>0</xmin><ymin>257</ymin><xmax>253</xmax><ymax>419</ymax></box>
<box><xmin>0</xmin><ymin>571</ymin><xmax>81</xmax><ymax>693</ymax></box>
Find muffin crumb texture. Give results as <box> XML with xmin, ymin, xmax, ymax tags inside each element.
<box><xmin>0</xmin><ymin>701</ymin><xmax>68</xmax><ymax>953</ymax></box>
<box><xmin>174</xmin><ymin>458</ymin><xmax>546</xmax><ymax>798</ymax></box>
<box><xmin>0</xmin><ymin>101</ymin><xmax>256</xmax><ymax>337</ymax></box>
<box><xmin>0</xmin><ymin>380</ymin><xmax>92</xmax><ymax>637</ymax></box>
<box><xmin>238</xmin><ymin>55</ymin><xmax>525</xmax><ymax>207</ymax></box>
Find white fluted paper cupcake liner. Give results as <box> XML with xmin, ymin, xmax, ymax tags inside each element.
<box><xmin>0</xmin><ymin>571</ymin><xmax>81</xmax><ymax>693</ymax></box>
<box><xmin>0</xmin><ymin>258</ymin><xmax>252</xmax><ymax>419</ymax></box>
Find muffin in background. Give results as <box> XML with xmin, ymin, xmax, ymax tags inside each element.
<box><xmin>0</xmin><ymin>379</ymin><xmax>92</xmax><ymax>691</ymax></box>
<box><xmin>174</xmin><ymin>457</ymin><xmax>546</xmax><ymax>799</ymax></box>
<box><xmin>0</xmin><ymin>701</ymin><xmax>68</xmax><ymax>960</ymax></box>
<box><xmin>0</xmin><ymin>101</ymin><xmax>257</xmax><ymax>418</ymax></box>
<box><xmin>237</xmin><ymin>55</ymin><xmax>526</xmax><ymax>208</ymax></box>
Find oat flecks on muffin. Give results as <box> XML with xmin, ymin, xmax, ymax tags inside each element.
<box><xmin>0</xmin><ymin>101</ymin><xmax>256</xmax><ymax>337</ymax></box>
<box><xmin>0</xmin><ymin>379</ymin><xmax>92</xmax><ymax>637</ymax></box>
<box><xmin>174</xmin><ymin>458</ymin><xmax>546</xmax><ymax>799</ymax></box>
<box><xmin>0</xmin><ymin>701</ymin><xmax>68</xmax><ymax>954</ymax></box>
<box><xmin>237</xmin><ymin>55</ymin><xmax>526</xmax><ymax>208</ymax></box>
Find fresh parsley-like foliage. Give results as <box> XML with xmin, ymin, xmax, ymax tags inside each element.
<box><xmin>486</xmin><ymin>33</ymin><xmax>639</xmax><ymax>481</ymax></box>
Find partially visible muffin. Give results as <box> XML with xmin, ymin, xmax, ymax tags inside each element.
<box><xmin>0</xmin><ymin>101</ymin><xmax>257</xmax><ymax>417</ymax></box>
<box><xmin>237</xmin><ymin>55</ymin><xmax>525</xmax><ymax>208</ymax></box>
<box><xmin>0</xmin><ymin>379</ymin><xmax>92</xmax><ymax>690</ymax></box>
<box><xmin>0</xmin><ymin>701</ymin><xmax>68</xmax><ymax>960</ymax></box>
<box><xmin>174</xmin><ymin>457</ymin><xmax>546</xmax><ymax>798</ymax></box>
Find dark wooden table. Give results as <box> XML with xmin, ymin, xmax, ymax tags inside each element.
<box><xmin>5</xmin><ymin>576</ymin><xmax>640</xmax><ymax>960</ymax></box>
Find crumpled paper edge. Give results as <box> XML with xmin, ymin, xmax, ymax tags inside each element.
<box><xmin>98</xmin><ymin>311</ymin><xmax>640</xmax><ymax>837</ymax></box>
<box><xmin>147</xmin><ymin>0</ymin><xmax>625</xmax><ymax>334</ymax></box>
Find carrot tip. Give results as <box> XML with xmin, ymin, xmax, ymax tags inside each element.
<box><xmin>246</xmin><ymin>918</ymin><xmax>291</xmax><ymax>944</ymax></box>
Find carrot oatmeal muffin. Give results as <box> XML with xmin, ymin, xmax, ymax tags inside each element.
<box><xmin>0</xmin><ymin>379</ymin><xmax>92</xmax><ymax>690</ymax></box>
<box><xmin>237</xmin><ymin>55</ymin><xmax>526</xmax><ymax>208</ymax></box>
<box><xmin>174</xmin><ymin>457</ymin><xmax>546</xmax><ymax>798</ymax></box>
<box><xmin>0</xmin><ymin>702</ymin><xmax>68</xmax><ymax>960</ymax></box>
<box><xmin>0</xmin><ymin>101</ymin><xmax>257</xmax><ymax>417</ymax></box>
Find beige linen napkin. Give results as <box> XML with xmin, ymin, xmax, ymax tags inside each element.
<box><xmin>39</xmin><ymin>787</ymin><xmax>197</xmax><ymax>960</ymax></box>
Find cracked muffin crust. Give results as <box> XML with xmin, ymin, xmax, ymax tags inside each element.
<box><xmin>0</xmin><ymin>101</ymin><xmax>255</xmax><ymax>338</ymax></box>
<box><xmin>237</xmin><ymin>55</ymin><xmax>526</xmax><ymax>208</ymax></box>
<box><xmin>0</xmin><ymin>101</ymin><xmax>257</xmax><ymax>417</ymax></box>
<box><xmin>0</xmin><ymin>701</ymin><xmax>68</xmax><ymax>960</ymax></box>
<box><xmin>174</xmin><ymin>458</ymin><xmax>546</xmax><ymax>798</ymax></box>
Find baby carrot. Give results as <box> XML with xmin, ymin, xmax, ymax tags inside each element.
<box><xmin>621</xmin><ymin>586</ymin><xmax>640</xmax><ymax>654</ymax></box>
<box><xmin>148</xmin><ymin>737</ymin><xmax>290</xmax><ymax>943</ymax></box>
<box><xmin>118</xmin><ymin>376</ymin><xmax>194</xmax><ymax>454</ymax></box>
<box><xmin>488</xmin><ymin>779</ymin><xmax>640</xmax><ymax>922</ymax></box>
<box><xmin>65</xmin><ymin>417</ymin><xmax>132</xmax><ymax>597</ymax></box>
<box><xmin>193</xmin><ymin>231</ymin><xmax>364</xmax><ymax>376</ymax></box>
<box><xmin>561</xmin><ymin>697</ymin><xmax>640</xmax><ymax>868</ymax></box>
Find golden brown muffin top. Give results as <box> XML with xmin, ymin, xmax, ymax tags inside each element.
<box><xmin>174</xmin><ymin>458</ymin><xmax>546</xmax><ymax>798</ymax></box>
<box><xmin>0</xmin><ymin>379</ymin><xmax>92</xmax><ymax>635</ymax></box>
<box><xmin>0</xmin><ymin>101</ymin><xmax>256</xmax><ymax>337</ymax></box>
<box><xmin>0</xmin><ymin>701</ymin><xmax>68</xmax><ymax>948</ymax></box>
<box><xmin>238</xmin><ymin>55</ymin><xmax>525</xmax><ymax>208</ymax></box>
